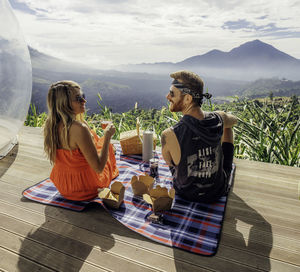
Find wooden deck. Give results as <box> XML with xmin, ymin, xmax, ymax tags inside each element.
<box><xmin>0</xmin><ymin>126</ymin><xmax>300</xmax><ymax>272</ymax></box>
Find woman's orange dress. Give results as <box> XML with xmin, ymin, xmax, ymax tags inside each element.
<box><xmin>50</xmin><ymin>130</ymin><xmax>119</xmax><ymax>201</ymax></box>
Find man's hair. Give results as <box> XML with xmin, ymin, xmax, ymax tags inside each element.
<box><xmin>170</xmin><ymin>70</ymin><xmax>204</xmax><ymax>106</ymax></box>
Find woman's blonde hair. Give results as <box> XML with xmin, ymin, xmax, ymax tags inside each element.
<box><xmin>44</xmin><ymin>80</ymin><xmax>81</xmax><ymax>163</ymax></box>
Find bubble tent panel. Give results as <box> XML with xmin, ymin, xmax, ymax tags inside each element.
<box><xmin>0</xmin><ymin>0</ymin><xmax>32</xmax><ymax>158</ymax></box>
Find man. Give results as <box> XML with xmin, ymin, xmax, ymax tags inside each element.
<box><xmin>161</xmin><ymin>70</ymin><xmax>237</xmax><ymax>203</ymax></box>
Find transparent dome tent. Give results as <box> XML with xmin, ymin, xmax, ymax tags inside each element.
<box><xmin>0</xmin><ymin>0</ymin><xmax>32</xmax><ymax>158</ymax></box>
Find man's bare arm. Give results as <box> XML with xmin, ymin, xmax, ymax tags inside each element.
<box><xmin>161</xmin><ymin>130</ymin><xmax>173</xmax><ymax>166</ymax></box>
<box><xmin>161</xmin><ymin>132</ymin><xmax>167</xmax><ymax>149</ymax></box>
<box><xmin>215</xmin><ymin>111</ymin><xmax>238</xmax><ymax>128</ymax></box>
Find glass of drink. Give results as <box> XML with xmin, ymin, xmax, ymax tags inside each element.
<box><xmin>149</xmin><ymin>158</ymin><xmax>159</xmax><ymax>178</ymax></box>
<box><xmin>101</xmin><ymin>120</ymin><xmax>112</xmax><ymax>129</ymax></box>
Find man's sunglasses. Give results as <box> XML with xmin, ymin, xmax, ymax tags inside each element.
<box><xmin>168</xmin><ymin>89</ymin><xmax>187</xmax><ymax>97</ymax></box>
<box><xmin>75</xmin><ymin>94</ymin><xmax>86</xmax><ymax>103</ymax></box>
<box><xmin>169</xmin><ymin>90</ymin><xmax>175</xmax><ymax>97</ymax></box>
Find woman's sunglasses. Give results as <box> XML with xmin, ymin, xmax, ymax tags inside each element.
<box><xmin>75</xmin><ymin>94</ymin><xmax>86</xmax><ymax>103</ymax></box>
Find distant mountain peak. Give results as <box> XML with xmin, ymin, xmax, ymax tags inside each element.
<box><xmin>230</xmin><ymin>39</ymin><xmax>274</xmax><ymax>52</ymax></box>
<box><xmin>245</xmin><ymin>39</ymin><xmax>265</xmax><ymax>45</ymax></box>
<box><xmin>203</xmin><ymin>49</ymin><xmax>225</xmax><ymax>56</ymax></box>
<box><xmin>229</xmin><ymin>39</ymin><xmax>297</xmax><ymax>61</ymax></box>
<box><xmin>28</xmin><ymin>46</ymin><xmax>59</xmax><ymax>60</ymax></box>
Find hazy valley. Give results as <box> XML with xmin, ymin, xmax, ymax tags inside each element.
<box><xmin>28</xmin><ymin>39</ymin><xmax>300</xmax><ymax>113</ymax></box>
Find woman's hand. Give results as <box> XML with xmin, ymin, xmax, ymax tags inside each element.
<box><xmin>104</xmin><ymin>123</ymin><xmax>115</xmax><ymax>139</ymax></box>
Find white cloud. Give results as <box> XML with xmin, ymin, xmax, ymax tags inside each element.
<box><xmin>7</xmin><ymin>0</ymin><xmax>300</xmax><ymax>68</ymax></box>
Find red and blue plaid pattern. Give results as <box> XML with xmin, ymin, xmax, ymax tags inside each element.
<box><xmin>23</xmin><ymin>144</ymin><xmax>235</xmax><ymax>256</ymax></box>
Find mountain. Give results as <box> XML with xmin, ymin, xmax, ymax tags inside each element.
<box><xmin>30</xmin><ymin>47</ymin><xmax>96</xmax><ymax>74</ymax></box>
<box><xmin>26</xmin><ymin>41</ymin><xmax>300</xmax><ymax>114</ymax></box>
<box><xmin>29</xmin><ymin>47</ymin><xmax>171</xmax><ymax>113</ymax></box>
<box><xmin>179</xmin><ymin>40</ymin><xmax>298</xmax><ymax>67</ymax></box>
<box><xmin>120</xmin><ymin>40</ymin><xmax>300</xmax><ymax>81</ymax></box>
<box><xmin>29</xmin><ymin>47</ymin><xmax>246</xmax><ymax>113</ymax></box>
<box><xmin>236</xmin><ymin>78</ymin><xmax>300</xmax><ymax>98</ymax></box>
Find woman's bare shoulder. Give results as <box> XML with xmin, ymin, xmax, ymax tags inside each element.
<box><xmin>70</xmin><ymin>121</ymin><xmax>90</xmax><ymax>136</ymax></box>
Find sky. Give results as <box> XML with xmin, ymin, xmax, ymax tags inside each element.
<box><xmin>7</xmin><ymin>0</ymin><xmax>300</xmax><ymax>69</ymax></box>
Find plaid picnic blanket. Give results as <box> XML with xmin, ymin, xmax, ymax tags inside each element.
<box><xmin>23</xmin><ymin>144</ymin><xmax>235</xmax><ymax>256</ymax></box>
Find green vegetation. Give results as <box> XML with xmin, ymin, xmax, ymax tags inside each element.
<box><xmin>24</xmin><ymin>95</ymin><xmax>300</xmax><ymax>167</ymax></box>
<box><xmin>236</xmin><ymin>78</ymin><xmax>300</xmax><ymax>98</ymax></box>
<box><xmin>25</xmin><ymin>104</ymin><xmax>47</xmax><ymax>127</ymax></box>
<box><xmin>233</xmin><ymin>96</ymin><xmax>299</xmax><ymax>166</ymax></box>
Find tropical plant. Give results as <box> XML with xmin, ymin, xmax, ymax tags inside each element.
<box><xmin>24</xmin><ymin>104</ymin><xmax>47</xmax><ymax>127</ymax></box>
<box><xmin>24</xmin><ymin>95</ymin><xmax>300</xmax><ymax>166</ymax></box>
<box><xmin>233</xmin><ymin>97</ymin><xmax>300</xmax><ymax>166</ymax></box>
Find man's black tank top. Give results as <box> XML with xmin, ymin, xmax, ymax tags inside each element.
<box><xmin>171</xmin><ymin>112</ymin><xmax>225</xmax><ymax>203</ymax></box>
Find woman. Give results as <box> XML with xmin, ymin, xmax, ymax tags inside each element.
<box><xmin>44</xmin><ymin>80</ymin><xmax>119</xmax><ymax>201</ymax></box>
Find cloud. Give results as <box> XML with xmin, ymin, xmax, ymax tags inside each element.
<box><xmin>7</xmin><ymin>0</ymin><xmax>300</xmax><ymax>67</ymax></box>
<box><xmin>223</xmin><ymin>19</ymin><xmax>255</xmax><ymax>30</ymax></box>
<box><xmin>8</xmin><ymin>0</ymin><xmax>36</xmax><ymax>15</ymax></box>
<box><xmin>222</xmin><ymin>19</ymin><xmax>300</xmax><ymax>39</ymax></box>
<box><xmin>223</xmin><ymin>19</ymin><xmax>286</xmax><ymax>33</ymax></box>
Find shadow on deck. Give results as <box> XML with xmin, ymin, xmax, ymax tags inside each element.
<box><xmin>0</xmin><ymin>126</ymin><xmax>299</xmax><ymax>272</ymax></box>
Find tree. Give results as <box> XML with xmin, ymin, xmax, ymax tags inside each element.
<box><xmin>269</xmin><ymin>91</ymin><xmax>274</xmax><ymax>101</ymax></box>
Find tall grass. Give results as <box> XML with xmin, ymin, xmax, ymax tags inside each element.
<box><xmin>24</xmin><ymin>104</ymin><xmax>47</xmax><ymax>127</ymax></box>
<box><xmin>233</xmin><ymin>96</ymin><xmax>300</xmax><ymax>166</ymax></box>
<box><xmin>24</xmin><ymin>95</ymin><xmax>300</xmax><ymax>167</ymax></box>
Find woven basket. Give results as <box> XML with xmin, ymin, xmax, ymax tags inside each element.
<box><xmin>120</xmin><ymin>119</ymin><xmax>156</xmax><ymax>155</ymax></box>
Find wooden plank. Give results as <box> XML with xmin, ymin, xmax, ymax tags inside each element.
<box><xmin>0</xmin><ymin>150</ymin><xmax>51</xmax><ymax>182</ymax></box>
<box><xmin>234</xmin><ymin>157</ymin><xmax>300</xmax><ymax>172</ymax></box>
<box><xmin>231</xmin><ymin>187</ymin><xmax>300</xmax><ymax>207</ymax></box>
<box><xmin>1</xmin><ymin>168</ymin><xmax>300</xmax><ymax>261</ymax></box>
<box><xmin>0</xmin><ymin>198</ymin><xmax>263</xmax><ymax>272</ymax></box>
<box><xmin>0</xmin><ymin>198</ymin><xmax>206</xmax><ymax>271</ymax></box>
<box><xmin>217</xmin><ymin>245</ymin><xmax>300</xmax><ymax>272</ymax></box>
<box><xmin>233</xmin><ymin>179</ymin><xmax>297</xmax><ymax>199</ymax></box>
<box><xmin>235</xmin><ymin>170</ymin><xmax>298</xmax><ymax>188</ymax></box>
<box><xmin>0</xmin><ymin>216</ymin><xmax>165</xmax><ymax>272</ymax></box>
<box><xmin>223</xmin><ymin>218</ymin><xmax>300</xmax><ymax>244</ymax></box>
<box><xmin>0</xmin><ymin>158</ymin><xmax>51</xmax><ymax>177</ymax></box>
<box><xmin>3</xmin><ymin>176</ymin><xmax>297</xmax><ymax>249</ymax></box>
<box><xmin>0</xmin><ymin>229</ymin><xmax>108</xmax><ymax>272</ymax></box>
<box><xmin>0</xmin><ymin>160</ymin><xmax>51</xmax><ymax>177</ymax></box>
<box><xmin>1</xmin><ymin>126</ymin><xmax>299</xmax><ymax>271</ymax></box>
<box><xmin>0</xmin><ymin>167</ymin><xmax>49</xmax><ymax>184</ymax></box>
<box><xmin>226</xmin><ymin>197</ymin><xmax>300</xmax><ymax>223</ymax></box>
<box><xmin>1</xmin><ymin>188</ymin><xmax>298</xmax><ymax>271</ymax></box>
<box><xmin>235</xmin><ymin>159</ymin><xmax>300</xmax><ymax>180</ymax></box>
<box><xmin>0</xmin><ymin>196</ymin><xmax>268</xmax><ymax>271</ymax></box>
<box><xmin>8</xmin><ymin>177</ymin><xmax>300</xmax><ymax>253</ymax></box>
<box><xmin>13</xmin><ymin>145</ymin><xmax>47</xmax><ymax>160</ymax></box>
<box><xmin>225</xmin><ymin>200</ymin><xmax>300</xmax><ymax>231</ymax></box>
<box><xmin>0</xmin><ymin>173</ymin><xmax>43</xmax><ymax>189</ymax></box>
<box><xmin>19</xmin><ymin>126</ymin><xmax>44</xmax><ymax>135</ymax></box>
<box><xmin>230</xmin><ymin>186</ymin><xmax>300</xmax><ymax>213</ymax></box>
<box><xmin>0</xmin><ymin>247</ymin><xmax>56</xmax><ymax>272</ymax></box>
<box><xmin>220</xmin><ymin>234</ymin><xmax>300</xmax><ymax>268</ymax></box>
